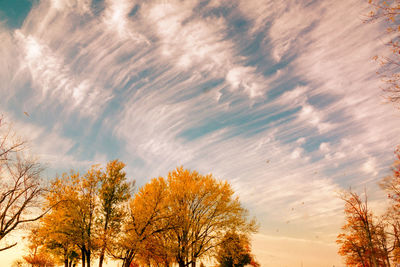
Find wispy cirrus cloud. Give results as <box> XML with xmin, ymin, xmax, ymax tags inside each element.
<box><xmin>1</xmin><ymin>0</ymin><xmax>400</xmax><ymax>266</ymax></box>
<box><xmin>14</xmin><ymin>30</ymin><xmax>112</xmax><ymax>116</ymax></box>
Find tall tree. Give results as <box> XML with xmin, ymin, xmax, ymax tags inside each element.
<box><xmin>97</xmin><ymin>160</ymin><xmax>132</xmax><ymax>267</ymax></box>
<box><xmin>43</xmin><ymin>169</ymin><xmax>100</xmax><ymax>267</ymax></box>
<box><xmin>39</xmin><ymin>175</ymin><xmax>81</xmax><ymax>267</ymax></box>
<box><xmin>0</xmin><ymin>117</ymin><xmax>47</xmax><ymax>251</ymax></box>
<box><xmin>70</xmin><ymin>167</ymin><xmax>100</xmax><ymax>267</ymax></box>
<box><xmin>380</xmin><ymin>147</ymin><xmax>400</xmax><ymax>265</ymax></box>
<box><xmin>337</xmin><ymin>190</ymin><xmax>389</xmax><ymax>267</ymax></box>
<box><xmin>166</xmin><ymin>167</ymin><xmax>257</xmax><ymax>267</ymax></box>
<box><xmin>111</xmin><ymin>177</ymin><xmax>172</xmax><ymax>267</ymax></box>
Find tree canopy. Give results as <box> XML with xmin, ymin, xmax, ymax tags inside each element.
<box><xmin>14</xmin><ymin>164</ymin><xmax>256</xmax><ymax>267</ymax></box>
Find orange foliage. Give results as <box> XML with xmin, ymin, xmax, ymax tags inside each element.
<box><xmin>23</xmin><ymin>252</ymin><xmax>55</xmax><ymax>267</ymax></box>
<box><xmin>336</xmin><ymin>191</ymin><xmax>390</xmax><ymax>266</ymax></box>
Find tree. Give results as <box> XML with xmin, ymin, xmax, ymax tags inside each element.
<box><xmin>336</xmin><ymin>190</ymin><xmax>389</xmax><ymax>267</ymax></box>
<box><xmin>380</xmin><ymin>147</ymin><xmax>400</xmax><ymax>264</ymax></box>
<box><xmin>216</xmin><ymin>231</ymin><xmax>259</xmax><ymax>267</ymax></box>
<box><xmin>42</xmin><ymin>169</ymin><xmax>100</xmax><ymax>267</ymax></box>
<box><xmin>37</xmin><ymin>160</ymin><xmax>133</xmax><ymax>267</ymax></box>
<box><xmin>136</xmin><ymin>233</ymin><xmax>175</xmax><ymax>267</ymax></box>
<box><xmin>11</xmin><ymin>259</ymin><xmax>28</xmax><ymax>267</ymax></box>
<box><xmin>98</xmin><ymin>160</ymin><xmax>132</xmax><ymax>267</ymax></box>
<box><xmin>114</xmin><ymin>168</ymin><xmax>256</xmax><ymax>267</ymax></box>
<box><xmin>111</xmin><ymin>177</ymin><xmax>172</xmax><ymax>267</ymax></box>
<box><xmin>166</xmin><ymin>167</ymin><xmax>257</xmax><ymax>267</ymax></box>
<box><xmin>367</xmin><ymin>0</ymin><xmax>400</xmax><ymax>104</ymax></box>
<box><xmin>0</xmin><ymin>117</ymin><xmax>47</xmax><ymax>251</ymax></box>
<box><xmin>22</xmin><ymin>226</ymin><xmax>56</xmax><ymax>267</ymax></box>
<box><xmin>67</xmin><ymin>169</ymin><xmax>99</xmax><ymax>267</ymax></box>
<box><xmin>37</xmin><ymin>181</ymin><xmax>81</xmax><ymax>267</ymax></box>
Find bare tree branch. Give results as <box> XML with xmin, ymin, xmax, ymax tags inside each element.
<box><xmin>0</xmin><ymin>242</ymin><xmax>17</xmax><ymax>252</ymax></box>
<box><xmin>0</xmin><ymin>117</ymin><xmax>47</xmax><ymax>252</ymax></box>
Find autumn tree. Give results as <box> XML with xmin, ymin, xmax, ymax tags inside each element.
<box><xmin>380</xmin><ymin>147</ymin><xmax>400</xmax><ymax>264</ymax></box>
<box><xmin>136</xmin><ymin>233</ymin><xmax>175</xmax><ymax>267</ymax></box>
<box><xmin>98</xmin><ymin>160</ymin><xmax>132</xmax><ymax>267</ymax></box>
<box><xmin>35</xmin><ymin>160</ymin><xmax>133</xmax><ymax>267</ymax></box>
<box><xmin>38</xmin><ymin>175</ymin><xmax>81</xmax><ymax>267</ymax></box>
<box><xmin>42</xmin><ymin>169</ymin><xmax>100</xmax><ymax>267</ymax></box>
<box><xmin>111</xmin><ymin>177</ymin><xmax>172</xmax><ymax>267</ymax></box>
<box><xmin>113</xmin><ymin>168</ymin><xmax>256</xmax><ymax>267</ymax></box>
<box><xmin>337</xmin><ymin>190</ymin><xmax>389</xmax><ymax>266</ymax></box>
<box><xmin>215</xmin><ymin>231</ymin><xmax>259</xmax><ymax>267</ymax></box>
<box><xmin>0</xmin><ymin>117</ymin><xmax>47</xmax><ymax>251</ymax></box>
<box><xmin>22</xmin><ymin>226</ymin><xmax>57</xmax><ymax>267</ymax></box>
<box><xmin>166</xmin><ymin>167</ymin><xmax>257</xmax><ymax>267</ymax></box>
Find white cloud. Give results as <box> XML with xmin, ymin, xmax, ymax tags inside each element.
<box><xmin>226</xmin><ymin>66</ymin><xmax>264</xmax><ymax>98</ymax></box>
<box><xmin>14</xmin><ymin>30</ymin><xmax>112</xmax><ymax>116</ymax></box>
<box><xmin>269</xmin><ymin>3</ymin><xmax>317</xmax><ymax>62</ymax></box>
<box><xmin>140</xmin><ymin>0</ymin><xmax>268</xmax><ymax>98</ymax></box>
<box><xmin>143</xmin><ymin>0</ymin><xmax>228</xmax><ymax>72</ymax></box>
<box><xmin>298</xmin><ymin>104</ymin><xmax>333</xmax><ymax>134</ymax></box>
<box><xmin>279</xmin><ymin>86</ymin><xmax>308</xmax><ymax>105</ymax></box>
<box><xmin>362</xmin><ymin>157</ymin><xmax>378</xmax><ymax>176</ymax></box>
<box><xmin>50</xmin><ymin>0</ymin><xmax>91</xmax><ymax>14</ymax></box>
<box><xmin>296</xmin><ymin>137</ymin><xmax>306</xmax><ymax>145</ymax></box>
<box><xmin>0</xmin><ymin>110</ymin><xmax>95</xmax><ymax>171</ymax></box>
<box><xmin>103</xmin><ymin>0</ymin><xmax>149</xmax><ymax>43</ymax></box>
<box><xmin>319</xmin><ymin>142</ymin><xmax>330</xmax><ymax>153</ymax></box>
<box><xmin>291</xmin><ymin>147</ymin><xmax>303</xmax><ymax>159</ymax></box>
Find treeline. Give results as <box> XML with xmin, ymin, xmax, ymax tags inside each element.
<box><xmin>18</xmin><ymin>163</ymin><xmax>259</xmax><ymax>267</ymax></box>
<box><xmin>336</xmin><ymin>2</ymin><xmax>400</xmax><ymax>266</ymax></box>
<box><xmin>0</xmin><ymin>119</ymin><xmax>258</xmax><ymax>267</ymax></box>
<box><xmin>336</xmin><ymin>148</ymin><xmax>400</xmax><ymax>266</ymax></box>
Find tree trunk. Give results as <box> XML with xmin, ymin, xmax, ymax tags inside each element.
<box><xmin>64</xmin><ymin>248</ymin><xmax>69</xmax><ymax>267</ymax></box>
<box><xmin>81</xmin><ymin>247</ymin><xmax>86</xmax><ymax>267</ymax></box>
<box><xmin>122</xmin><ymin>258</ymin><xmax>132</xmax><ymax>267</ymax></box>
<box><xmin>122</xmin><ymin>250</ymin><xmax>135</xmax><ymax>267</ymax></box>
<box><xmin>86</xmin><ymin>250</ymin><xmax>91</xmax><ymax>267</ymax></box>
<box><xmin>191</xmin><ymin>260</ymin><xmax>196</xmax><ymax>267</ymax></box>
<box><xmin>99</xmin><ymin>250</ymin><xmax>105</xmax><ymax>267</ymax></box>
<box><xmin>99</xmin><ymin>216</ymin><xmax>109</xmax><ymax>267</ymax></box>
<box><xmin>178</xmin><ymin>260</ymin><xmax>185</xmax><ymax>267</ymax></box>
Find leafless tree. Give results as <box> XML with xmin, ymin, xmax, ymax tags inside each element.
<box><xmin>0</xmin><ymin>116</ymin><xmax>47</xmax><ymax>251</ymax></box>
<box><xmin>366</xmin><ymin>1</ymin><xmax>400</xmax><ymax>105</ymax></box>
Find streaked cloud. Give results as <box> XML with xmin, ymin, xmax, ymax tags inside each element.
<box><xmin>1</xmin><ymin>0</ymin><xmax>399</xmax><ymax>266</ymax></box>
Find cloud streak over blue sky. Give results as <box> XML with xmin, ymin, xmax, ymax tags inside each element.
<box><xmin>1</xmin><ymin>0</ymin><xmax>400</xmax><ymax>266</ymax></box>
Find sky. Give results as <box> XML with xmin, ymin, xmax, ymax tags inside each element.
<box><xmin>0</xmin><ymin>0</ymin><xmax>400</xmax><ymax>266</ymax></box>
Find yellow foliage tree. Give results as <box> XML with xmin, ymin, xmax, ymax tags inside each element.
<box><xmin>166</xmin><ymin>167</ymin><xmax>257</xmax><ymax>267</ymax></box>
<box><xmin>115</xmin><ymin>167</ymin><xmax>257</xmax><ymax>267</ymax></box>
<box><xmin>98</xmin><ymin>160</ymin><xmax>132</xmax><ymax>267</ymax></box>
<box><xmin>41</xmin><ymin>169</ymin><xmax>100</xmax><ymax>267</ymax></box>
<box><xmin>112</xmin><ymin>177</ymin><xmax>172</xmax><ymax>267</ymax></box>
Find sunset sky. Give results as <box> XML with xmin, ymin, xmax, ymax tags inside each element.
<box><xmin>1</xmin><ymin>0</ymin><xmax>400</xmax><ymax>266</ymax></box>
